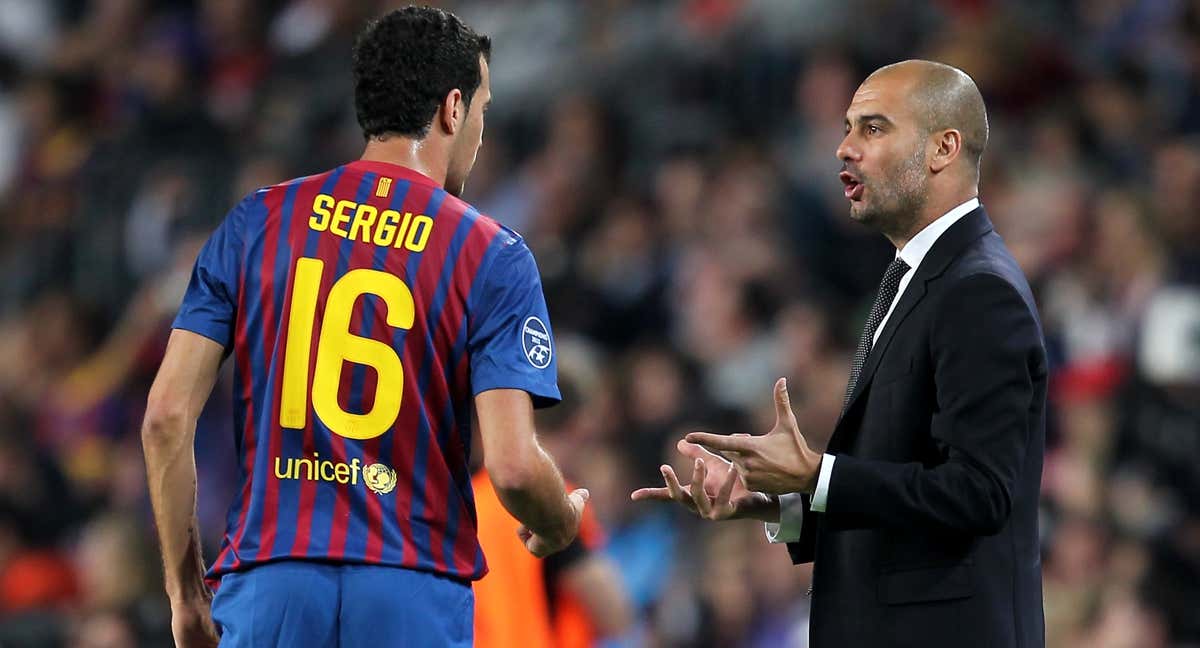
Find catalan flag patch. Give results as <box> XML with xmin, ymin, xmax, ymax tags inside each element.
<box><xmin>375</xmin><ymin>177</ymin><xmax>392</xmax><ymax>198</ymax></box>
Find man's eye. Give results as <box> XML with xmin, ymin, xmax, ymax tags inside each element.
<box><xmin>867</xmin><ymin>124</ymin><xmax>880</xmax><ymax>135</ymax></box>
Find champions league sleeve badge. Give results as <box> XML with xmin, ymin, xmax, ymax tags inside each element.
<box><xmin>521</xmin><ymin>316</ymin><xmax>552</xmax><ymax>369</ymax></box>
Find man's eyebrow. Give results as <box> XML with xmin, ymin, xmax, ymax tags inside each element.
<box><xmin>846</xmin><ymin>113</ymin><xmax>894</xmax><ymax>128</ymax></box>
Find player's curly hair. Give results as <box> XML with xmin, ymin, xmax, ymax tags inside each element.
<box><xmin>352</xmin><ymin>6</ymin><xmax>491</xmax><ymax>140</ymax></box>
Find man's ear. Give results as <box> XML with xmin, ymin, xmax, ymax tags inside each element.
<box><xmin>439</xmin><ymin>89</ymin><xmax>464</xmax><ymax>135</ymax></box>
<box><xmin>930</xmin><ymin>129</ymin><xmax>962</xmax><ymax>173</ymax></box>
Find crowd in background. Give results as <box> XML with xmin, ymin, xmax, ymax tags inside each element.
<box><xmin>0</xmin><ymin>0</ymin><xmax>1198</xmax><ymax>646</ymax></box>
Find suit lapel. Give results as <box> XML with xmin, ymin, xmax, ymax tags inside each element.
<box><xmin>833</xmin><ymin>207</ymin><xmax>995</xmax><ymax>434</ymax></box>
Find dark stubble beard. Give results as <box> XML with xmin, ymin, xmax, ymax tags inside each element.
<box><xmin>445</xmin><ymin>137</ymin><xmax>476</xmax><ymax>198</ymax></box>
<box><xmin>445</xmin><ymin>156</ymin><xmax>468</xmax><ymax>197</ymax></box>
<box><xmin>851</xmin><ymin>145</ymin><xmax>929</xmax><ymax>240</ymax></box>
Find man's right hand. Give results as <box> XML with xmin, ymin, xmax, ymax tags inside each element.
<box><xmin>171</xmin><ymin>599</ymin><xmax>219</xmax><ymax>648</ymax></box>
<box><xmin>630</xmin><ymin>439</ymin><xmax>778</xmax><ymax>522</ymax></box>
<box><xmin>517</xmin><ymin>487</ymin><xmax>589</xmax><ymax>557</ymax></box>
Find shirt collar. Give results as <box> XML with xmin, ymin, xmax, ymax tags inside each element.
<box><xmin>897</xmin><ymin>197</ymin><xmax>980</xmax><ymax>269</ymax></box>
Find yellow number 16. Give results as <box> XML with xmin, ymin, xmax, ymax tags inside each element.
<box><xmin>279</xmin><ymin>257</ymin><xmax>414</xmax><ymax>440</ymax></box>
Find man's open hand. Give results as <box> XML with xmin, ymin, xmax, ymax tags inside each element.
<box><xmin>631</xmin><ymin>439</ymin><xmax>778</xmax><ymax>522</ymax></box>
<box><xmin>686</xmin><ymin>378</ymin><xmax>822</xmax><ymax>495</ymax></box>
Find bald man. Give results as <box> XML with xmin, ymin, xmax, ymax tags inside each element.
<box><xmin>634</xmin><ymin>60</ymin><xmax>1047</xmax><ymax>647</ymax></box>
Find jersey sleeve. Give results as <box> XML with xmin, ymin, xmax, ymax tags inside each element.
<box><xmin>467</xmin><ymin>233</ymin><xmax>561</xmax><ymax>408</ymax></box>
<box><xmin>171</xmin><ymin>195</ymin><xmax>251</xmax><ymax>349</ymax></box>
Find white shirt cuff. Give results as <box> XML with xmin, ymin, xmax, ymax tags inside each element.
<box><xmin>810</xmin><ymin>454</ymin><xmax>835</xmax><ymax>513</ymax></box>
<box><xmin>764</xmin><ymin>493</ymin><xmax>806</xmax><ymax>543</ymax></box>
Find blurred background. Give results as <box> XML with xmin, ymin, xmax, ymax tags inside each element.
<box><xmin>0</xmin><ymin>0</ymin><xmax>1198</xmax><ymax>646</ymax></box>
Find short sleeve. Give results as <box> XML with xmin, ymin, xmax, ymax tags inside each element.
<box><xmin>171</xmin><ymin>196</ymin><xmax>251</xmax><ymax>349</ymax></box>
<box><xmin>467</xmin><ymin>233</ymin><xmax>561</xmax><ymax>408</ymax></box>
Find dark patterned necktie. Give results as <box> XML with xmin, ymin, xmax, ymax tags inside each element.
<box><xmin>844</xmin><ymin>256</ymin><xmax>911</xmax><ymax>407</ymax></box>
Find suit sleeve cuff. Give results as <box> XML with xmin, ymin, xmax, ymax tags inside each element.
<box><xmin>810</xmin><ymin>454</ymin><xmax>836</xmax><ymax>513</ymax></box>
<box><xmin>764</xmin><ymin>493</ymin><xmax>806</xmax><ymax>543</ymax></box>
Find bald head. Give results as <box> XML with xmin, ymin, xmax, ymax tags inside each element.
<box><xmin>867</xmin><ymin>60</ymin><xmax>989</xmax><ymax>176</ymax></box>
<box><xmin>837</xmin><ymin>59</ymin><xmax>990</xmax><ymax>242</ymax></box>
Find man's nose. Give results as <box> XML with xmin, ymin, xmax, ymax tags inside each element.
<box><xmin>836</xmin><ymin>135</ymin><xmax>860</xmax><ymax>163</ymax></box>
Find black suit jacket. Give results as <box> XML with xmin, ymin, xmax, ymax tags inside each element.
<box><xmin>789</xmin><ymin>207</ymin><xmax>1047</xmax><ymax>647</ymax></box>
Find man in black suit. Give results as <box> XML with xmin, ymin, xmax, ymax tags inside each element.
<box><xmin>633</xmin><ymin>60</ymin><xmax>1047</xmax><ymax>647</ymax></box>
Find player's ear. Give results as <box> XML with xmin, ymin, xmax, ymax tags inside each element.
<box><xmin>930</xmin><ymin>128</ymin><xmax>962</xmax><ymax>173</ymax></box>
<box><xmin>439</xmin><ymin>89</ymin><xmax>464</xmax><ymax>135</ymax></box>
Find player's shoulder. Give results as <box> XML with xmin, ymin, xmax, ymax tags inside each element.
<box><xmin>445</xmin><ymin>198</ymin><xmax>527</xmax><ymax>253</ymax></box>
<box><xmin>480</xmin><ymin>219</ymin><xmax>532</xmax><ymax>266</ymax></box>
<box><xmin>479</xmin><ymin>215</ymin><xmax>524</xmax><ymax>249</ymax></box>
<box><xmin>464</xmin><ymin>214</ymin><xmax>539</xmax><ymax>293</ymax></box>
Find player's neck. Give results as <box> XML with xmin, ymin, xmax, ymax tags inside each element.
<box><xmin>360</xmin><ymin>136</ymin><xmax>449</xmax><ymax>187</ymax></box>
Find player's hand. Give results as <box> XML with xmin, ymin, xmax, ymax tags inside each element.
<box><xmin>517</xmin><ymin>488</ymin><xmax>589</xmax><ymax>558</ymax></box>
<box><xmin>686</xmin><ymin>378</ymin><xmax>822</xmax><ymax>495</ymax></box>
<box><xmin>170</xmin><ymin>599</ymin><xmax>219</xmax><ymax>648</ymax></box>
<box><xmin>630</xmin><ymin>438</ymin><xmax>777</xmax><ymax>522</ymax></box>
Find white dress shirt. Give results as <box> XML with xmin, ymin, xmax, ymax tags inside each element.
<box><xmin>766</xmin><ymin>197</ymin><xmax>980</xmax><ymax>543</ymax></box>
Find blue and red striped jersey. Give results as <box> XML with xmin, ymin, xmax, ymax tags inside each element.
<box><xmin>172</xmin><ymin>159</ymin><xmax>560</xmax><ymax>584</ymax></box>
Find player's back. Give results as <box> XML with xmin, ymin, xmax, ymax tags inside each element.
<box><xmin>175</xmin><ymin>159</ymin><xmax>560</xmax><ymax>584</ymax></box>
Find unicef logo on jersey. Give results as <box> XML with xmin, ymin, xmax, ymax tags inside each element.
<box><xmin>362</xmin><ymin>463</ymin><xmax>397</xmax><ymax>495</ymax></box>
<box><xmin>522</xmin><ymin>316</ymin><xmax>553</xmax><ymax>369</ymax></box>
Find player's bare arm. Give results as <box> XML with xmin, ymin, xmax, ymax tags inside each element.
<box><xmin>141</xmin><ymin>329</ymin><xmax>224</xmax><ymax>648</ymax></box>
<box><xmin>475</xmin><ymin>388</ymin><xmax>587</xmax><ymax>557</ymax></box>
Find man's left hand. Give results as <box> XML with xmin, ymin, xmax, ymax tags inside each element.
<box><xmin>170</xmin><ymin>597</ymin><xmax>219</xmax><ymax>648</ymax></box>
<box><xmin>686</xmin><ymin>378</ymin><xmax>822</xmax><ymax>495</ymax></box>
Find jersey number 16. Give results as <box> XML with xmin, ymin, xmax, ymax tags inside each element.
<box><xmin>278</xmin><ymin>257</ymin><xmax>414</xmax><ymax>440</ymax></box>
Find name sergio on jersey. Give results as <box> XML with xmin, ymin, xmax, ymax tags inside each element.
<box><xmin>309</xmin><ymin>193</ymin><xmax>433</xmax><ymax>252</ymax></box>
<box><xmin>274</xmin><ymin>452</ymin><xmax>397</xmax><ymax>495</ymax></box>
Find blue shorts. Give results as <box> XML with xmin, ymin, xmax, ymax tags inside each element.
<box><xmin>210</xmin><ymin>561</ymin><xmax>473</xmax><ymax>647</ymax></box>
